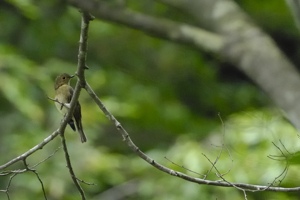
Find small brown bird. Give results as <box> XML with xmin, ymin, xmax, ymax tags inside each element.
<box><xmin>54</xmin><ymin>73</ymin><xmax>87</xmax><ymax>143</ymax></box>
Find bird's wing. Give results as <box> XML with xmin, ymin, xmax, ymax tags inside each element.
<box><xmin>68</xmin><ymin>86</ymin><xmax>74</xmax><ymax>103</ymax></box>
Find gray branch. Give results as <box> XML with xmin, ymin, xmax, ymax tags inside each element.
<box><xmin>158</xmin><ymin>0</ymin><xmax>300</xmax><ymax>129</ymax></box>
<box><xmin>68</xmin><ymin>0</ymin><xmax>223</xmax><ymax>53</ymax></box>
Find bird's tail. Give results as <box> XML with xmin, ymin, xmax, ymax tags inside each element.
<box><xmin>68</xmin><ymin>119</ymin><xmax>76</xmax><ymax>131</ymax></box>
<box><xmin>78</xmin><ymin>127</ymin><xmax>87</xmax><ymax>143</ymax></box>
<box><xmin>74</xmin><ymin>102</ymin><xmax>87</xmax><ymax>143</ymax></box>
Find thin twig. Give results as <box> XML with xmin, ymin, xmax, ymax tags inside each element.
<box><xmin>32</xmin><ymin>170</ymin><xmax>48</xmax><ymax>200</ymax></box>
<box><xmin>23</xmin><ymin>159</ymin><xmax>48</xmax><ymax>200</ymax></box>
<box><xmin>0</xmin><ymin>173</ymin><xmax>17</xmax><ymax>200</ymax></box>
<box><xmin>31</xmin><ymin>146</ymin><xmax>62</xmax><ymax>168</ymax></box>
<box><xmin>0</xmin><ymin>146</ymin><xmax>62</xmax><ymax>199</ymax></box>
<box><xmin>267</xmin><ymin>141</ymin><xmax>291</xmax><ymax>186</ymax></box>
<box><xmin>164</xmin><ymin>156</ymin><xmax>206</xmax><ymax>177</ymax></box>
<box><xmin>204</xmin><ymin>113</ymin><xmax>233</xmax><ymax>179</ymax></box>
<box><xmin>60</xmin><ymin>132</ymin><xmax>85</xmax><ymax>199</ymax></box>
<box><xmin>76</xmin><ymin>177</ymin><xmax>96</xmax><ymax>186</ymax></box>
<box><xmin>47</xmin><ymin>96</ymin><xmax>70</xmax><ymax>109</ymax></box>
<box><xmin>279</xmin><ymin>140</ymin><xmax>292</xmax><ymax>155</ymax></box>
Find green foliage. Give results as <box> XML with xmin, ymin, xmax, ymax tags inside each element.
<box><xmin>287</xmin><ymin>151</ymin><xmax>300</xmax><ymax>165</ymax></box>
<box><xmin>1</xmin><ymin>0</ymin><xmax>300</xmax><ymax>199</ymax></box>
<box><xmin>237</xmin><ymin>0</ymin><xmax>296</xmax><ymax>32</ymax></box>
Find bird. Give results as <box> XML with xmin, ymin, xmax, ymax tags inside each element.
<box><xmin>54</xmin><ymin>73</ymin><xmax>87</xmax><ymax>143</ymax></box>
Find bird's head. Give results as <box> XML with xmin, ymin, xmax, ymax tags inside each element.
<box><xmin>54</xmin><ymin>73</ymin><xmax>74</xmax><ymax>90</ymax></box>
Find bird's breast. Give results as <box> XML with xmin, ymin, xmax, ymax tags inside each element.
<box><xmin>55</xmin><ymin>85</ymin><xmax>72</xmax><ymax>115</ymax></box>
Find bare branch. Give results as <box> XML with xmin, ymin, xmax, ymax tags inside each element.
<box><xmin>203</xmin><ymin>153</ymin><xmax>248</xmax><ymax>199</ymax></box>
<box><xmin>32</xmin><ymin>170</ymin><xmax>48</xmax><ymax>200</ymax></box>
<box><xmin>47</xmin><ymin>96</ymin><xmax>71</xmax><ymax>109</ymax></box>
<box><xmin>76</xmin><ymin>177</ymin><xmax>96</xmax><ymax>186</ymax></box>
<box><xmin>60</xmin><ymin>131</ymin><xmax>85</xmax><ymax>199</ymax></box>
<box><xmin>0</xmin><ymin>146</ymin><xmax>62</xmax><ymax>199</ymax></box>
<box><xmin>84</xmin><ymin>81</ymin><xmax>300</xmax><ymax>192</ymax></box>
<box><xmin>0</xmin><ymin>164</ymin><xmax>49</xmax><ymax>200</ymax></box>
<box><xmin>164</xmin><ymin>156</ymin><xmax>206</xmax><ymax>178</ymax></box>
<box><xmin>0</xmin><ymin>129</ymin><xmax>60</xmax><ymax>170</ymax></box>
<box><xmin>58</xmin><ymin>11</ymin><xmax>94</xmax><ymax>200</ymax></box>
<box><xmin>31</xmin><ymin>146</ymin><xmax>62</xmax><ymax>168</ymax></box>
<box><xmin>0</xmin><ymin>173</ymin><xmax>17</xmax><ymax>199</ymax></box>
<box><xmin>24</xmin><ymin>159</ymin><xmax>48</xmax><ymax>200</ymax></box>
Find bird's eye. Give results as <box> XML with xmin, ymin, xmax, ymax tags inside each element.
<box><xmin>62</xmin><ymin>76</ymin><xmax>66</xmax><ymax>79</ymax></box>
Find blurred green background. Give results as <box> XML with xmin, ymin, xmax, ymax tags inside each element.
<box><xmin>1</xmin><ymin>0</ymin><xmax>300</xmax><ymax>199</ymax></box>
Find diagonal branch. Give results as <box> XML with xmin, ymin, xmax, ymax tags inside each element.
<box><xmin>0</xmin><ymin>130</ymin><xmax>60</xmax><ymax>170</ymax></box>
<box><xmin>84</xmin><ymin>81</ymin><xmax>300</xmax><ymax>192</ymax></box>
<box><xmin>67</xmin><ymin>0</ymin><xmax>223</xmax><ymax>53</ymax></box>
<box><xmin>158</xmin><ymin>0</ymin><xmax>300</xmax><ymax>130</ymax></box>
